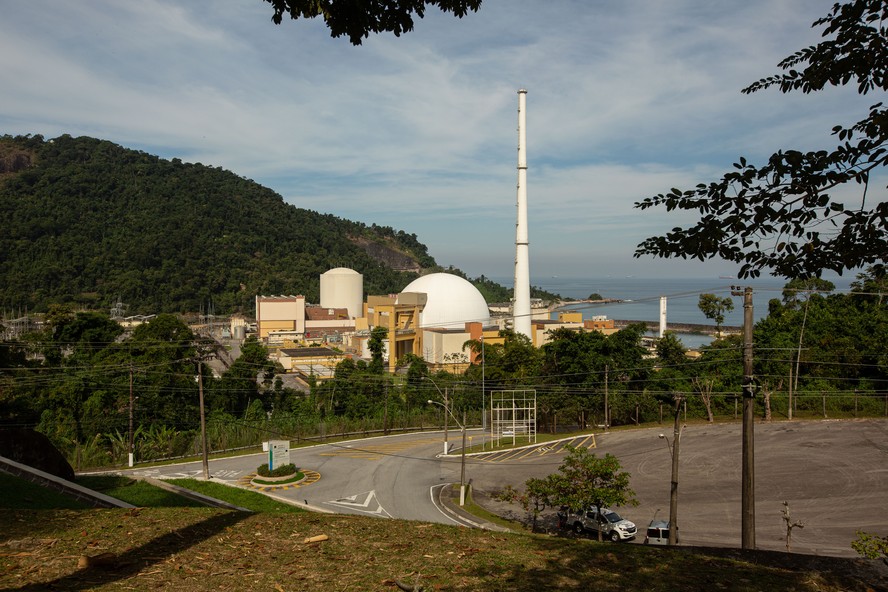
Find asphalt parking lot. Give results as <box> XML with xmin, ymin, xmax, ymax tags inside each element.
<box><xmin>468</xmin><ymin>418</ymin><xmax>888</xmax><ymax>557</ymax></box>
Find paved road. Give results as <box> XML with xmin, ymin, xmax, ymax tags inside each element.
<box><xmin>126</xmin><ymin>418</ymin><xmax>888</xmax><ymax>557</ymax></box>
<box><xmin>127</xmin><ymin>430</ymin><xmax>485</xmax><ymax>527</ymax></box>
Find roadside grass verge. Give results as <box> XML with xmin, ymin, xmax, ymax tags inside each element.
<box><xmin>76</xmin><ymin>475</ymin><xmax>205</xmax><ymax>508</ymax></box>
<box><xmin>1</xmin><ymin>507</ymin><xmax>875</xmax><ymax>591</ymax></box>
<box><xmin>167</xmin><ymin>479</ymin><xmax>305</xmax><ymax>513</ymax></box>
<box><xmin>462</xmin><ymin>486</ymin><xmax>524</xmax><ymax>532</ymax></box>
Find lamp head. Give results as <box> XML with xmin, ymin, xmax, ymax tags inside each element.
<box><xmin>427</xmin><ymin>400</ymin><xmax>434</xmax><ymax>404</ymax></box>
<box><xmin>658</xmin><ymin>433</ymin><xmax>665</xmax><ymax>439</ymax></box>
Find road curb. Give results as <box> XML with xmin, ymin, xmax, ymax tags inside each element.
<box><xmin>436</xmin><ymin>483</ymin><xmax>511</xmax><ymax>532</ymax></box>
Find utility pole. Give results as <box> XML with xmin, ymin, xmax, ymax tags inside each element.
<box><xmin>482</xmin><ymin>336</ymin><xmax>487</xmax><ymax>449</ymax></box>
<box><xmin>197</xmin><ymin>355</ymin><xmax>210</xmax><ymax>480</ymax></box>
<box><xmin>668</xmin><ymin>393</ymin><xmax>683</xmax><ymax>546</ymax></box>
<box><xmin>790</xmin><ymin>297</ymin><xmax>810</xmax><ymax>421</ymax></box>
<box><xmin>128</xmin><ymin>364</ymin><xmax>134</xmax><ymax>468</ymax></box>
<box><xmin>481</xmin><ymin>334</ymin><xmax>486</xmax><ymax>433</ymax></box>
<box><xmin>604</xmin><ymin>364</ymin><xmax>609</xmax><ymax>431</ymax></box>
<box><xmin>444</xmin><ymin>388</ymin><xmax>449</xmax><ymax>454</ymax></box>
<box><xmin>788</xmin><ymin>363</ymin><xmax>793</xmax><ymax>421</ymax></box>
<box><xmin>383</xmin><ymin>382</ymin><xmax>390</xmax><ymax>435</ymax></box>
<box><xmin>733</xmin><ymin>286</ymin><xmax>756</xmax><ymax>549</ymax></box>
<box><xmin>460</xmin><ymin>411</ymin><xmax>467</xmax><ymax>506</ymax></box>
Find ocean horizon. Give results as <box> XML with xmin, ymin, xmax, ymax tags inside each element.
<box><xmin>488</xmin><ymin>275</ymin><xmax>855</xmax><ymax>348</ymax></box>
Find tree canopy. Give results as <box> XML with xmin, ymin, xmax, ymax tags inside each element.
<box><xmin>697</xmin><ymin>293</ymin><xmax>734</xmax><ymax>335</ymax></box>
<box><xmin>499</xmin><ymin>445</ymin><xmax>637</xmax><ymax>537</ymax></box>
<box><xmin>3</xmin><ymin>276</ymin><xmax>886</xmax><ymax>470</ymax></box>
<box><xmin>635</xmin><ymin>0</ymin><xmax>888</xmax><ymax>279</ymax></box>
<box><xmin>0</xmin><ymin>134</ymin><xmax>438</xmax><ymax>314</ymax></box>
<box><xmin>0</xmin><ymin>134</ymin><xmax>553</xmax><ymax>315</ymax></box>
<box><xmin>264</xmin><ymin>0</ymin><xmax>482</xmax><ymax>45</ymax></box>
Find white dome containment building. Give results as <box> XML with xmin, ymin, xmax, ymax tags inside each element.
<box><xmin>320</xmin><ymin>267</ymin><xmax>363</xmax><ymax>320</ymax></box>
<box><xmin>401</xmin><ymin>273</ymin><xmax>490</xmax><ymax>329</ymax></box>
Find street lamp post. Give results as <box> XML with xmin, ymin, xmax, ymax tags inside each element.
<box><xmin>659</xmin><ymin>399</ymin><xmax>684</xmax><ymax>546</ymax></box>
<box><xmin>424</xmin><ymin>376</ymin><xmax>449</xmax><ymax>455</ymax></box>
<box><xmin>428</xmin><ymin>399</ymin><xmax>468</xmax><ymax>506</ymax></box>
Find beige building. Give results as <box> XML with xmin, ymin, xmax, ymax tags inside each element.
<box><xmin>278</xmin><ymin>346</ymin><xmax>347</xmax><ymax>381</ymax></box>
<box><xmin>421</xmin><ymin>327</ymin><xmax>472</xmax><ymax>370</ymax></box>
<box><xmin>364</xmin><ymin>292</ymin><xmax>427</xmax><ymax>372</ymax></box>
<box><xmin>305</xmin><ymin>306</ymin><xmax>353</xmax><ymax>344</ymax></box>
<box><xmin>584</xmin><ymin>316</ymin><xmax>618</xmax><ymax>334</ymax></box>
<box><xmin>255</xmin><ymin>295</ymin><xmax>305</xmax><ymax>341</ymax></box>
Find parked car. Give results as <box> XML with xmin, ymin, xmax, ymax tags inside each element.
<box><xmin>643</xmin><ymin>519</ymin><xmax>677</xmax><ymax>545</ymax></box>
<box><xmin>565</xmin><ymin>506</ymin><xmax>637</xmax><ymax>542</ymax></box>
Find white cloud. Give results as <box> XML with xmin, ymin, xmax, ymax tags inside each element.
<box><xmin>0</xmin><ymin>0</ymin><xmax>869</xmax><ymax>281</ymax></box>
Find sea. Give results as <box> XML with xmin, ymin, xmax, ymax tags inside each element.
<box><xmin>489</xmin><ymin>275</ymin><xmax>855</xmax><ymax>349</ymax></box>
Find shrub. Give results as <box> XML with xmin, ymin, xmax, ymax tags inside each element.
<box><xmin>257</xmin><ymin>463</ymin><xmax>297</xmax><ymax>478</ymax></box>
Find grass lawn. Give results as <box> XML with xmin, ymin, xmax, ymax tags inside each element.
<box><xmin>251</xmin><ymin>471</ymin><xmax>305</xmax><ymax>486</ymax></box>
<box><xmin>1</xmin><ymin>507</ymin><xmax>880</xmax><ymax>591</ymax></box>
<box><xmin>168</xmin><ymin>478</ymin><xmax>305</xmax><ymax>513</ymax></box>
<box><xmin>462</xmin><ymin>487</ymin><xmax>524</xmax><ymax>532</ymax></box>
<box><xmin>1</xmin><ymin>474</ymin><xmax>882</xmax><ymax>591</ymax></box>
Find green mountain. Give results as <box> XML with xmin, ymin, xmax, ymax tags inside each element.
<box><xmin>0</xmin><ymin>134</ymin><xmax>446</xmax><ymax>315</ymax></box>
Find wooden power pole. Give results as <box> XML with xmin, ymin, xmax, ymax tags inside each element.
<box><xmin>733</xmin><ymin>286</ymin><xmax>756</xmax><ymax>549</ymax></box>
<box><xmin>668</xmin><ymin>393</ymin><xmax>683</xmax><ymax>546</ymax></box>
<box><xmin>128</xmin><ymin>364</ymin><xmax>134</xmax><ymax>468</ymax></box>
<box><xmin>198</xmin><ymin>358</ymin><xmax>209</xmax><ymax>480</ymax></box>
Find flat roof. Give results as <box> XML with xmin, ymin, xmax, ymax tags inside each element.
<box><xmin>280</xmin><ymin>347</ymin><xmax>342</xmax><ymax>358</ymax></box>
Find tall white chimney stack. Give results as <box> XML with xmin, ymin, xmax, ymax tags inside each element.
<box><xmin>513</xmin><ymin>89</ymin><xmax>532</xmax><ymax>340</ymax></box>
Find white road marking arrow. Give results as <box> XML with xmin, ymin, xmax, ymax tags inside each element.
<box><xmin>326</xmin><ymin>490</ymin><xmax>392</xmax><ymax>518</ymax></box>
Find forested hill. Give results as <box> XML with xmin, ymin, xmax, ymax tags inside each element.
<box><xmin>0</xmin><ymin>134</ymin><xmax>445</xmax><ymax>315</ymax></box>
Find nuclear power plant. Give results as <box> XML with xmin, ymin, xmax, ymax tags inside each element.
<box><xmin>247</xmin><ymin>89</ymin><xmax>617</xmax><ymax>383</ymax></box>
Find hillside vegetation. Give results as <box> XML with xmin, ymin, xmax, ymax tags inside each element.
<box><xmin>0</xmin><ymin>134</ymin><xmax>441</xmax><ymax>314</ymax></box>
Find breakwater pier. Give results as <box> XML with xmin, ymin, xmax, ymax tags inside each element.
<box><xmin>614</xmin><ymin>319</ymin><xmax>740</xmax><ymax>336</ymax></box>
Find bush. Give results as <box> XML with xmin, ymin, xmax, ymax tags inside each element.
<box><xmin>257</xmin><ymin>463</ymin><xmax>297</xmax><ymax>478</ymax></box>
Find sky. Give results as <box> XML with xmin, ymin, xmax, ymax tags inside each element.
<box><xmin>0</xmin><ymin>1</ymin><xmax>875</xmax><ymax>281</ymax></box>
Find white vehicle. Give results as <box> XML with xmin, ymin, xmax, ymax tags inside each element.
<box><xmin>643</xmin><ymin>519</ymin><xmax>677</xmax><ymax>545</ymax></box>
<box><xmin>566</xmin><ymin>507</ymin><xmax>637</xmax><ymax>542</ymax></box>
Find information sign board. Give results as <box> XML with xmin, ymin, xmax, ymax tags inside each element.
<box><xmin>268</xmin><ymin>440</ymin><xmax>290</xmax><ymax>471</ymax></box>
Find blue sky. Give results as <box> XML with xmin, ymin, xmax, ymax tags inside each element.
<box><xmin>0</xmin><ymin>1</ymin><xmax>873</xmax><ymax>280</ymax></box>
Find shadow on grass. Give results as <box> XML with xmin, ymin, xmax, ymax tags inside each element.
<box><xmin>449</xmin><ymin>535</ymin><xmax>887</xmax><ymax>592</ymax></box>
<box><xmin>75</xmin><ymin>475</ymin><xmax>206</xmax><ymax>508</ymax></box>
<box><xmin>0</xmin><ymin>473</ymin><xmax>89</xmax><ymax>513</ymax></box>
<box><xmin>9</xmin><ymin>510</ymin><xmax>250</xmax><ymax>591</ymax></box>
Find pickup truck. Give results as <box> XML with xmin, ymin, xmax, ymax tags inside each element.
<box><xmin>562</xmin><ymin>506</ymin><xmax>637</xmax><ymax>542</ymax></box>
